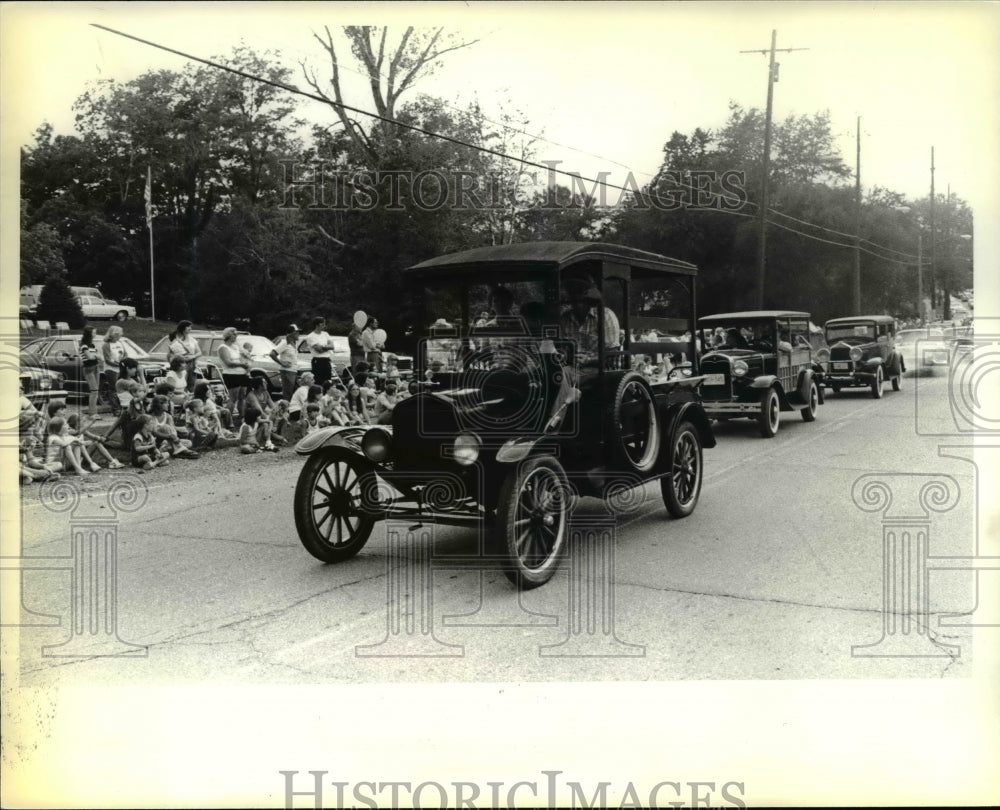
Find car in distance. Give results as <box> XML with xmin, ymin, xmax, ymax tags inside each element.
<box><xmin>896</xmin><ymin>326</ymin><xmax>951</xmax><ymax>375</ymax></box>
<box><xmin>19</xmin><ymin>357</ymin><xmax>68</xmax><ymax>408</ymax></box>
<box><xmin>292</xmin><ymin>241</ymin><xmax>716</xmax><ymax>588</ymax></box>
<box><xmin>149</xmin><ymin>331</ymin><xmax>312</xmax><ymax>394</ymax></box>
<box><xmin>76</xmin><ymin>295</ymin><xmax>136</xmax><ymax>321</ymax></box>
<box><xmin>823</xmin><ymin>315</ymin><xmax>904</xmax><ymax>396</ymax></box>
<box><xmin>696</xmin><ymin>311</ymin><xmax>825</xmax><ymax>437</ymax></box>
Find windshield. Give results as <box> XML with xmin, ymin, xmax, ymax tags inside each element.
<box><xmin>826</xmin><ymin>323</ymin><xmax>877</xmax><ymax>342</ymax></box>
<box><xmin>422</xmin><ymin>278</ymin><xmax>550</xmax><ymax>372</ymax></box>
<box><xmin>242</xmin><ymin>335</ymin><xmax>277</xmax><ymax>355</ymax></box>
<box><xmin>699</xmin><ymin>321</ymin><xmax>776</xmax><ymax>352</ymax></box>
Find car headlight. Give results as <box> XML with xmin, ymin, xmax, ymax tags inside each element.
<box><xmin>453</xmin><ymin>432</ymin><xmax>481</xmax><ymax>466</ymax></box>
<box><xmin>732</xmin><ymin>359</ymin><xmax>749</xmax><ymax>376</ymax></box>
<box><xmin>849</xmin><ymin>347</ymin><xmax>863</xmax><ymax>361</ymax></box>
<box><xmin>362</xmin><ymin>428</ymin><xmax>393</xmax><ymax>463</ymax></box>
<box><xmin>814</xmin><ymin>348</ymin><xmax>830</xmax><ymax>363</ymax></box>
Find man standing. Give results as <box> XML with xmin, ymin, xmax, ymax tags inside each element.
<box><xmin>304</xmin><ymin>317</ymin><xmax>336</xmax><ymax>385</ymax></box>
<box><xmin>270</xmin><ymin>324</ymin><xmax>301</xmax><ymax>401</ymax></box>
<box><xmin>361</xmin><ymin>317</ymin><xmax>381</xmax><ymax>373</ymax></box>
<box><xmin>558</xmin><ymin>276</ymin><xmax>621</xmax><ymax>367</ymax></box>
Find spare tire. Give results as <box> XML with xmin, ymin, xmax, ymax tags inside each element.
<box><xmin>605</xmin><ymin>371</ymin><xmax>660</xmax><ymax>474</ymax></box>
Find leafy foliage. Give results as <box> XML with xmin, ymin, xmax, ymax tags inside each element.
<box><xmin>37</xmin><ymin>273</ymin><xmax>85</xmax><ymax>329</ymax></box>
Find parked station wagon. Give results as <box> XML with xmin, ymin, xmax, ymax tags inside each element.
<box><xmin>293</xmin><ymin>242</ymin><xmax>716</xmax><ymax>588</ymax></box>
<box><xmin>696</xmin><ymin>311</ymin><xmax>825</xmax><ymax>437</ymax></box>
<box><xmin>823</xmin><ymin>315</ymin><xmax>904</xmax><ymax>396</ymax></box>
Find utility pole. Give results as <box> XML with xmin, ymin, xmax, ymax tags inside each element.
<box><xmin>740</xmin><ymin>31</ymin><xmax>809</xmax><ymax>309</ymax></box>
<box><xmin>929</xmin><ymin>147</ymin><xmax>936</xmax><ymax>316</ymax></box>
<box><xmin>853</xmin><ymin>116</ymin><xmax>862</xmax><ymax>313</ymax></box>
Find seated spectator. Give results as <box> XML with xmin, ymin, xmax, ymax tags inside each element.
<box><xmin>345</xmin><ymin>383</ymin><xmax>370</xmax><ymax>425</ymax></box>
<box><xmin>374</xmin><ymin>380</ymin><xmax>400</xmax><ymax>425</ymax></box>
<box><xmin>302</xmin><ymin>402</ymin><xmax>328</xmax><ymax>434</ymax></box>
<box><xmin>324</xmin><ymin>385</ymin><xmax>350</xmax><ymax>427</ymax></box>
<box><xmin>288</xmin><ymin>371</ymin><xmax>315</xmax><ymax>425</ymax></box>
<box><xmin>103</xmin><ymin>358</ymin><xmax>147</xmax><ymax>444</ymax></box>
<box><xmin>66</xmin><ymin>414</ymin><xmax>125</xmax><ymax>469</ymax></box>
<box><xmin>245</xmin><ymin>376</ymin><xmax>286</xmax><ymax>446</ymax></box>
<box><xmin>270</xmin><ymin>399</ymin><xmax>291</xmax><ymax>443</ymax></box>
<box><xmin>45</xmin><ymin>416</ymin><xmax>95</xmax><ymax>475</ymax></box>
<box><xmin>192</xmin><ymin>383</ymin><xmax>236</xmax><ymax>438</ymax></box>
<box><xmin>149</xmin><ymin>394</ymin><xmax>199</xmax><ymax>459</ymax></box>
<box><xmin>164</xmin><ymin>356</ymin><xmax>189</xmax><ymax>409</ymax></box>
<box><xmin>239</xmin><ymin>406</ymin><xmax>278</xmax><ymax>453</ymax></box>
<box><xmin>182</xmin><ymin>399</ymin><xmax>219</xmax><ymax>451</ymax></box>
<box><xmin>131</xmin><ymin>414</ymin><xmax>170</xmax><ymax>471</ymax></box>
<box><xmin>19</xmin><ymin>410</ymin><xmax>60</xmax><ymax>483</ymax></box>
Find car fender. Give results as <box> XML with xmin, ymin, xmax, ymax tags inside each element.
<box><xmin>749</xmin><ymin>374</ymin><xmax>778</xmax><ymax>390</ymax></box>
<box><xmin>661</xmin><ymin>400</ymin><xmax>716</xmax><ymax>450</ymax></box>
<box><xmin>496</xmin><ymin>435</ymin><xmax>561</xmax><ymax>464</ymax></box>
<box><xmin>294</xmin><ymin>425</ymin><xmax>370</xmax><ymax>455</ymax></box>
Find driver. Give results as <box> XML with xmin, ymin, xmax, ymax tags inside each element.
<box><xmin>559</xmin><ymin>276</ymin><xmax>621</xmax><ymax>366</ymax></box>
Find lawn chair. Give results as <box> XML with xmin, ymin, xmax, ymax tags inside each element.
<box><xmin>55</xmin><ymin>321</ymin><xmax>70</xmax><ymax>334</ymax></box>
<box><xmin>20</xmin><ymin>319</ymin><xmax>34</xmax><ymax>334</ymax></box>
<box><xmin>35</xmin><ymin>320</ymin><xmax>51</xmax><ymax>336</ymax></box>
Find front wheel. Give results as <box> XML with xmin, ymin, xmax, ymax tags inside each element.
<box><xmin>661</xmin><ymin>421</ymin><xmax>703</xmax><ymax>517</ymax></box>
<box><xmin>496</xmin><ymin>455</ymin><xmax>570</xmax><ymax>589</ymax></box>
<box><xmin>871</xmin><ymin>365</ymin><xmax>884</xmax><ymax>399</ymax></box>
<box><xmin>801</xmin><ymin>381</ymin><xmax>819</xmax><ymax>422</ymax></box>
<box><xmin>294</xmin><ymin>449</ymin><xmax>376</xmax><ymax>563</ymax></box>
<box><xmin>758</xmin><ymin>387</ymin><xmax>780</xmax><ymax>438</ymax></box>
<box><xmin>115</xmin><ymin>310</ymin><xmax>129</xmax><ymax>321</ymax></box>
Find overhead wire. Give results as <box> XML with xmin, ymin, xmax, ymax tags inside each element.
<box><xmin>89</xmin><ymin>23</ymin><xmax>928</xmax><ymax>270</ymax></box>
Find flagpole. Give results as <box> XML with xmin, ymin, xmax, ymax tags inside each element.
<box><xmin>145</xmin><ymin>166</ymin><xmax>156</xmax><ymax>321</ymax></box>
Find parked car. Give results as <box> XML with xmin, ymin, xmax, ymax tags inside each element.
<box><xmin>944</xmin><ymin>324</ymin><xmax>975</xmax><ymax>364</ymax></box>
<box><xmin>20</xmin><ymin>335</ymin><xmax>229</xmax><ymax>410</ymax></box>
<box><xmin>896</xmin><ymin>327</ymin><xmax>951</xmax><ymax>375</ymax></box>
<box><xmin>149</xmin><ymin>331</ymin><xmax>311</xmax><ymax>394</ymax></box>
<box><xmin>823</xmin><ymin>315</ymin><xmax>905</xmax><ymax>396</ymax></box>
<box><xmin>76</xmin><ymin>295</ymin><xmax>136</xmax><ymax>321</ymax></box>
<box><xmin>293</xmin><ymin>241</ymin><xmax>716</xmax><ymax>588</ymax></box>
<box><xmin>696</xmin><ymin>310</ymin><xmax>825</xmax><ymax>437</ymax></box>
<box><xmin>19</xmin><ymin>355</ymin><xmax>68</xmax><ymax>408</ymax></box>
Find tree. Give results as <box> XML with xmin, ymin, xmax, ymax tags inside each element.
<box><xmin>303</xmin><ymin>25</ymin><xmax>479</xmax><ymax>164</ymax></box>
<box><xmin>37</xmin><ymin>273</ymin><xmax>85</xmax><ymax>329</ymax></box>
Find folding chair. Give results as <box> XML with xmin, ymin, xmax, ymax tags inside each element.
<box><xmin>55</xmin><ymin>321</ymin><xmax>70</xmax><ymax>334</ymax></box>
<box><xmin>35</xmin><ymin>320</ymin><xmax>51</xmax><ymax>336</ymax></box>
<box><xmin>20</xmin><ymin>319</ymin><xmax>33</xmax><ymax>334</ymax></box>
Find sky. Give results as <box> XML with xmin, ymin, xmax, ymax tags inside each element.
<box><xmin>2</xmin><ymin>1</ymin><xmax>998</xmax><ymax>207</ymax></box>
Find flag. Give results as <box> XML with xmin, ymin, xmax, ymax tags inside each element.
<box><xmin>144</xmin><ymin>166</ymin><xmax>152</xmax><ymax>227</ymax></box>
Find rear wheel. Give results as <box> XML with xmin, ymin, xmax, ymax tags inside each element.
<box><xmin>294</xmin><ymin>449</ymin><xmax>376</xmax><ymax>563</ymax></box>
<box><xmin>758</xmin><ymin>387</ymin><xmax>780</xmax><ymax>438</ymax></box>
<box><xmin>496</xmin><ymin>455</ymin><xmax>569</xmax><ymax>589</ymax></box>
<box><xmin>661</xmin><ymin>421</ymin><xmax>703</xmax><ymax>517</ymax></box>
<box><xmin>801</xmin><ymin>381</ymin><xmax>819</xmax><ymax>422</ymax></box>
<box><xmin>115</xmin><ymin>310</ymin><xmax>129</xmax><ymax>321</ymax></box>
<box><xmin>871</xmin><ymin>365</ymin><xmax>884</xmax><ymax>399</ymax></box>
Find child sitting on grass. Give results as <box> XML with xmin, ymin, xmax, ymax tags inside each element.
<box><xmin>182</xmin><ymin>399</ymin><xmax>219</xmax><ymax>451</ymax></box>
<box><xmin>66</xmin><ymin>413</ymin><xmax>125</xmax><ymax>469</ymax></box>
<box><xmin>131</xmin><ymin>414</ymin><xmax>170</xmax><ymax>471</ymax></box>
<box><xmin>45</xmin><ymin>416</ymin><xmax>95</xmax><ymax>476</ymax></box>
<box><xmin>19</xmin><ymin>410</ymin><xmax>60</xmax><ymax>483</ymax></box>
<box><xmin>302</xmin><ymin>402</ymin><xmax>328</xmax><ymax>434</ymax></box>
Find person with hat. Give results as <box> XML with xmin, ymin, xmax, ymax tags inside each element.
<box><xmin>559</xmin><ymin>275</ymin><xmax>621</xmax><ymax>367</ymax></box>
<box><xmin>270</xmin><ymin>324</ymin><xmax>302</xmax><ymax>401</ymax></box>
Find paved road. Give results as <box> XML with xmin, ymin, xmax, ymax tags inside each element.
<box><xmin>12</xmin><ymin>371</ymin><xmax>983</xmax><ymax>684</ymax></box>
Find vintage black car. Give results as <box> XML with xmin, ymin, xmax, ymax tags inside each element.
<box><xmin>823</xmin><ymin>315</ymin><xmax>904</xmax><ymax>395</ymax></box>
<box><xmin>696</xmin><ymin>311</ymin><xmax>825</xmax><ymax>437</ymax></box>
<box><xmin>293</xmin><ymin>242</ymin><xmax>716</xmax><ymax>588</ymax></box>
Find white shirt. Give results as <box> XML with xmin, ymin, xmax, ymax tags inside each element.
<box><xmin>304</xmin><ymin>330</ymin><xmax>334</xmax><ymax>360</ymax></box>
<box><xmin>289</xmin><ymin>385</ymin><xmax>310</xmax><ymax>415</ymax></box>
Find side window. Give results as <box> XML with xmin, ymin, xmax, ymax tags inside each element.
<box><xmin>789</xmin><ymin>319</ymin><xmax>809</xmax><ymax>349</ymax></box>
<box><xmin>602</xmin><ymin>278</ymin><xmax>625</xmax><ymax>348</ymax></box>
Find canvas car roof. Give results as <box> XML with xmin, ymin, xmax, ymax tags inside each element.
<box><xmin>407</xmin><ymin>241</ymin><xmax>697</xmax><ymax>277</ymax></box>
<box><xmin>699</xmin><ymin>310</ymin><xmax>811</xmax><ymax>322</ymax></box>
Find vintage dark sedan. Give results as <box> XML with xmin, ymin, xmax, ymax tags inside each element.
<box><xmin>823</xmin><ymin>315</ymin><xmax>905</xmax><ymax>396</ymax></box>
<box><xmin>292</xmin><ymin>242</ymin><xmax>716</xmax><ymax>588</ymax></box>
<box><xmin>696</xmin><ymin>311</ymin><xmax>825</xmax><ymax>437</ymax></box>
<box><xmin>19</xmin><ymin>356</ymin><xmax>68</xmax><ymax>408</ymax></box>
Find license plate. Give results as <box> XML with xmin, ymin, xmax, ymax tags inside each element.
<box><xmin>831</xmin><ymin>362</ymin><xmax>850</xmax><ymax>371</ymax></box>
<box><xmin>703</xmin><ymin>373</ymin><xmax>725</xmax><ymax>385</ymax></box>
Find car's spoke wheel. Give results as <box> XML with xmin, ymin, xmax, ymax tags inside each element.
<box><xmin>607</xmin><ymin>372</ymin><xmax>660</xmax><ymax>473</ymax></box>
<box><xmin>294</xmin><ymin>449</ymin><xmax>376</xmax><ymax>563</ymax></box>
<box><xmin>758</xmin><ymin>387</ymin><xmax>780</xmax><ymax>438</ymax></box>
<box><xmin>871</xmin><ymin>365</ymin><xmax>884</xmax><ymax>399</ymax></box>
<box><xmin>801</xmin><ymin>381</ymin><xmax>819</xmax><ymax>422</ymax></box>
<box><xmin>661</xmin><ymin>421</ymin><xmax>703</xmax><ymax>517</ymax></box>
<box><xmin>496</xmin><ymin>456</ymin><xmax>569</xmax><ymax>589</ymax></box>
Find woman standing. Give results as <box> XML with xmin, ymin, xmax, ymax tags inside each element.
<box><xmin>168</xmin><ymin>320</ymin><xmax>202</xmax><ymax>393</ymax></box>
<box><xmin>218</xmin><ymin>327</ymin><xmax>249</xmax><ymax>422</ymax></box>
<box><xmin>79</xmin><ymin>325</ymin><xmax>100</xmax><ymax>416</ymax></box>
<box><xmin>101</xmin><ymin>325</ymin><xmax>126</xmax><ymax>399</ymax></box>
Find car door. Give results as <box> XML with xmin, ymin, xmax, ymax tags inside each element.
<box><xmin>48</xmin><ymin>337</ymin><xmax>87</xmax><ymax>396</ymax></box>
<box><xmin>776</xmin><ymin>318</ymin><xmax>795</xmax><ymax>391</ymax></box>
